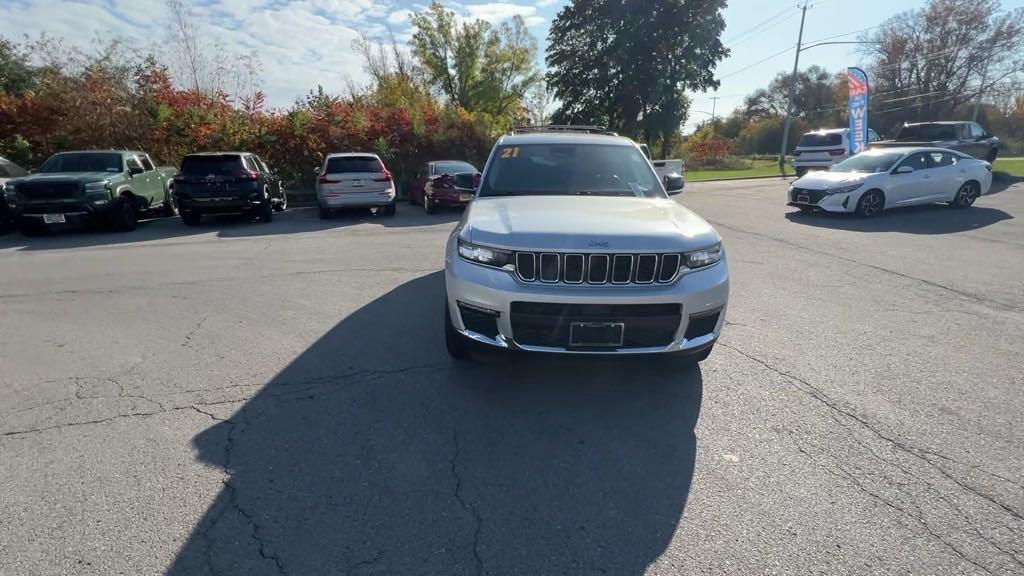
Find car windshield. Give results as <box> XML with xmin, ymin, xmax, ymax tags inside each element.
<box><xmin>432</xmin><ymin>161</ymin><xmax>476</xmax><ymax>175</ymax></box>
<box><xmin>829</xmin><ymin>152</ymin><xmax>905</xmax><ymax>173</ymax></box>
<box><xmin>39</xmin><ymin>152</ymin><xmax>122</xmax><ymax>173</ymax></box>
<box><xmin>478</xmin><ymin>143</ymin><xmax>663</xmax><ymax>198</ymax></box>
<box><xmin>798</xmin><ymin>132</ymin><xmax>843</xmax><ymax>147</ymax></box>
<box><xmin>326</xmin><ymin>156</ymin><xmax>383</xmax><ymax>173</ymax></box>
<box><xmin>896</xmin><ymin>124</ymin><xmax>958</xmax><ymax>141</ymax></box>
<box><xmin>180</xmin><ymin>155</ymin><xmax>245</xmax><ymax>175</ymax></box>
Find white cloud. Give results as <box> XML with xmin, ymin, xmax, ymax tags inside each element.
<box><xmin>535</xmin><ymin>0</ymin><xmax>560</xmax><ymax>6</ymax></box>
<box><xmin>524</xmin><ymin>15</ymin><xmax>544</xmax><ymax>26</ymax></box>
<box><xmin>464</xmin><ymin>2</ymin><xmax>538</xmax><ymax>23</ymax></box>
<box><xmin>387</xmin><ymin>8</ymin><xmax>412</xmax><ymax>23</ymax></box>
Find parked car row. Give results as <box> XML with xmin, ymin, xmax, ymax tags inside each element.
<box><xmin>792</xmin><ymin>121</ymin><xmax>1000</xmax><ymax>176</ymax></box>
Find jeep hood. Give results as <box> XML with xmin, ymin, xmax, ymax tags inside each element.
<box><xmin>462</xmin><ymin>196</ymin><xmax>720</xmax><ymax>252</ymax></box>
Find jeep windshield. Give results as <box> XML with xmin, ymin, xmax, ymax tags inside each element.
<box><xmin>39</xmin><ymin>152</ymin><xmax>122</xmax><ymax>173</ymax></box>
<box><xmin>829</xmin><ymin>152</ymin><xmax>904</xmax><ymax>173</ymax></box>
<box><xmin>477</xmin><ymin>143</ymin><xmax>663</xmax><ymax>198</ymax></box>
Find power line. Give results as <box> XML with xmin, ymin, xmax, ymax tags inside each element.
<box><xmin>802</xmin><ymin>25</ymin><xmax>878</xmax><ymax>46</ymax></box>
<box><xmin>727</xmin><ymin>11</ymin><xmax>801</xmax><ymax>49</ymax></box>
<box><xmin>722</xmin><ymin>4</ymin><xmax>796</xmax><ymax>47</ymax></box>
<box><xmin>717</xmin><ymin>45</ymin><xmax>795</xmax><ymax>81</ymax></box>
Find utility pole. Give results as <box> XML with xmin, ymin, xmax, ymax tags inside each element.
<box><xmin>778</xmin><ymin>2</ymin><xmax>808</xmax><ymax>176</ymax></box>
<box><xmin>709</xmin><ymin>96</ymin><xmax>719</xmax><ymax>134</ymax></box>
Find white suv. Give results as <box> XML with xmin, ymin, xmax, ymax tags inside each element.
<box><xmin>316</xmin><ymin>153</ymin><xmax>397</xmax><ymax>218</ymax></box>
<box><xmin>792</xmin><ymin>128</ymin><xmax>879</xmax><ymax>176</ymax></box>
<box><xmin>443</xmin><ymin>128</ymin><xmax>729</xmax><ymax>360</ymax></box>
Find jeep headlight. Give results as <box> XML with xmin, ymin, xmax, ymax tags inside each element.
<box><xmin>683</xmin><ymin>243</ymin><xmax>722</xmax><ymax>269</ymax></box>
<box><xmin>4</xmin><ymin>183</ymin><xmax>16</xmax><ymax>206</ymax></box>
<box><xmin>457</xmin><ymin>239</ymin><xmax>513</xmax><ymax>268</ymax></box>
<box><xmin>826</xmin><ymin>182</ymin><xmax>862</xmax><ymax>195</ymax></box>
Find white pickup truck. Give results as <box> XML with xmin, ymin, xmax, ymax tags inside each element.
<box><xmin>639</xmin><ymin>144</ymin><xmax>685</xmax><ymax>194</ymax></box>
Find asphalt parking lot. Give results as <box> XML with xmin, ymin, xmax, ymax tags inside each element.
<box><xmin>2</xmin><ymin>177</ymin><xmax>1023</xmax><ymax>575</ymax></box>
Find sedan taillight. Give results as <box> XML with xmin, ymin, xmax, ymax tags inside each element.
<box><xmin>318</xmin><ymin>176</ymin><xmax>339</xmax><ymax>184</ymax></box>
<box><xmin>374</xmin><ymin>169</ymin><xmax>393</xmax><ymax>182</ymax></box>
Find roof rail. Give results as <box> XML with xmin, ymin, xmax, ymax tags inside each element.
<box><xmin>510</xmin><ymin>125</ymin><xmax>616</xmax><ymax>135</ymax></box>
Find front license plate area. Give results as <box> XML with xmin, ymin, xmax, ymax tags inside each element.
<box><xmin>43</xmin><ymin>213</ymin><xmax>66</xmax><ymax>224</ymax></box>
<box><xmin>570</xmin><ymin>322</ymin><xmax>624</xmax><ymax>347</ymax></box>
<box><xmin>459</xmin><ymin>193</ymin><xmax>474</xmax><ymax>202</ymax></box>
<box><xmin>797</xmin><ymin>195</ymin><xmax>810</xmax><ymax>204</ymax></box>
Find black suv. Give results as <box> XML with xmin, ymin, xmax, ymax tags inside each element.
<box><xmin>173</xmin><ymin>152</ymin><xmax>287</xmax><ymax>225</ymax></box>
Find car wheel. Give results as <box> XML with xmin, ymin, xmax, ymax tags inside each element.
<box><xmin>163</xmin><ymin>187</ymin><xmax>179</xmax><ymax>217</ymax></box>
<box><xmin>318</xmin><ymin>205</ymin><xmax>331</xmax><ymax>220</ymax></box>
<box><xmin>424</xmin><ymin>196</ymin><xmax>436</xmax><ymax>214</ymax></box>
<box><xmin>951</xmin><ymin>181</ymin><xmax>979</xmax><ymax>208</ymax></box>
<box><xmin>111</xmin><ymin>196</ymin><xmax>138</xmax><ymax>231</ymax></box>
<box><xmin>181</xmin><ymin>211</ymin><xmax>202</xmax><ymax>226</ymax></box>
<box><xmin>259</xmin><ymin>187</ymin><xmax>273</xmax><ymax>222</ymax></box>
<box><xmin>274</xmin><ymin>188</ymin><xmax>288</xmax><ymax>212</ymax></box>
<box><xmin>986</xmin><ymin>149</ymin><xmax>998</xmax><ymax>163</ymax></box>
<box><xmin>855</xmin><ymin>190</ymin><xmax>884</xmax><ymax>218</ymax></box>
<box><xmin>444</xmin><ymin>302</ymin><xmax>471</xmax><ymax>360</ymax></box>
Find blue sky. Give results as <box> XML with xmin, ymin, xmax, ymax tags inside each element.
<box><xmin>3</xmin><ymin>0</ymin><xmax>1022</xmax><ymax>119</ymax></box>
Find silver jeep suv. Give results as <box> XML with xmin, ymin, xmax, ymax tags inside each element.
<box><xmin>443</xmin><ymin>127</ymin><xmax>729</xmax><ymax>360</ymax></box>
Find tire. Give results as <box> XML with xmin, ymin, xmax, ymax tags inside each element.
<box><xmin>111</xmin><ymin>195</ymin><xmax>138</xmax><ymax>231</ymax></box>
<box><xmin>181</xmin><ymin>211</ymin><xmax>202</xmax><ymax>226</ymax></box>
<box><xmin>986</xmin><ymin>149</ymin><xmax>998</xmax><ymax>163</ymax></box>
<box><xmin>383</xmin><ymin>202</ymin><xmax>396</xmax><ymax>217</ymax></box>
<box><xmin>444</xmin><ymin>302</ymin><xmax>471</xmax><ymax>360</ymax></box>
<box><xmin>163</xmin><ymin>187</ymin><xmax>179</xmax><ymax>217</ymax></box>
<box><xmin>950</xmin><ymin>181</ymin><xmax>979</xmax><ymax>209</ymax></box>
<box><xmin>258</xmin><ymin>187</ymin><xmax>273</xmax><ymax>222</ymax></box>
<box><xmin>795</xmin><ymin>167</ymin><xmax>808</xmax><ymax>178</ymax></box>
<box><xmin>274</xmin><ymin>188</ymin><xmax>287</xmax><ymax>212</ymax></box>
<box><xmin>855</xmin><ymin>190</ymin><xmax>884</xmax><ymax>218</ymax></box>
<box><xmin>318</xmin><ymin>205</ymin><xmax>331</xmax><ymax>220</ymax></box>
<box><xmin>424</xmin><ymin>196</ymin><xmax>436</xmax><ymax>214</ymax></box>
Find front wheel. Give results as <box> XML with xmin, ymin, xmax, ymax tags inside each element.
<box><xmin>855</xmin><ymin>190</ymin><xmax>884</xmax><ymax>218</ymax></box>
<box><xmin>444</xmin><ymin>302</ymin><xmax>471</xmax><ymax>360</ymax></box>
<box><xmin>950</xmin><ymin>181</ymin><xmax>979</xmax><ymax>208</ymax></box>
<box><xmin>258</xmin><ymin>187</ymin><xmax>273</xmax><ymax>222</ymax></box>
<box><xmin>111</xmin><ymin>196</ymin><xmax>138</xmax><ymax>231</ymax></box>
<box><xmin>163</xmin><ymin>188</ymin><xmax>179</xmax><ymax>217</ymax></box>
<box><xmin>274</xmin><ymin>188</ymin><xmax>287</xmax><ymax>212</ymax></box>
<box><xmin>424</xmin><ymin>196</ymin><xmax>436</xmax><ymax>214</ymax></box>
<box><xmin>382</xmin><ymin>202</ymin><xmax>396</xmax><ymax>217</ymax></box>
<box><xmin>986</xmin><ymin>149</ymin><xmax>998</xmax><ymax>163</ymax></box>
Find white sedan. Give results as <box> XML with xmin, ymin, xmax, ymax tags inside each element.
<box><xmin>787</xmin><ymin>147</ymin><xmax>992</xmax><ymax>217</ymax></box>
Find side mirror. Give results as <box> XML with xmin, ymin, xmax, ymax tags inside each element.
<box><xmin>895</xmin><ymin>165</ymin><xmax>914</xmax><ymax>175</ymax></box>
<box><xmin>313</xmin><ymin>167</ymin><xmax>321</xmax><ymax>175</ymax></box>
<box><xmin>664</xmin><ymin>174</ymin><xmax>684</xmax><ymax>196</ymax></box>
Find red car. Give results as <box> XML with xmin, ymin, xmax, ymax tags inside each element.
<box><xmin>408</xmin><ymin>160</ymin><xmax>479</xmax><ymax>214</ymax></box>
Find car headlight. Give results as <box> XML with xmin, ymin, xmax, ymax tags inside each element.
<box><xmin>683</xmin><ymin>243</ymin><xmax>722</xmax><ymax>269</ymax></box>
<box><xmin>457</xmin><ymin>239</ymin><xmax>513</xmax><ymax>268</ymax></box>
<box><xmin>826</xmin><ymin>182</ymin><xmax>863</xmax><ymax>195</ymax></box>
<box><xmin>84</xmin><ymin>180</ymin><xmax>111</xmax><ymax>191</ymax></box>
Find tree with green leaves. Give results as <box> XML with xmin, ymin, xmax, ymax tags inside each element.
<box><xmin>546</xmin><ymin>0</ymin><xmax>728</xmax><ymax>157</ymax></box>
<box><xmin>410</xmin><ymin>2</ymin><xmax>541</xmax><ymax>128</ymax></box>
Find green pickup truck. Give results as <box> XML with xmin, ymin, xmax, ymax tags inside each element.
<box><xmin>2</xmin><ymin>150</ymin><xmax>178</xmax><ymax>233</ymax></box>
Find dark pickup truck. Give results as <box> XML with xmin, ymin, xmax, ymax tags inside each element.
<box><xmin>872</xmin><ymin>121</ymin><xmax>999</xmax><ymax>161</ymax></box>
<box><xmin>2</xmin><ymin>150</ymin><xmax>177</xmax><ymax>234</ymax></box>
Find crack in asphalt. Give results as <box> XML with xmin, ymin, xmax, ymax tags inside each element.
<box><xmin>450</xmin><ymin>429</ymin><xmax>485</xmax><ymax>576</ymax></box>
<box><xmin>181</xmin><ymin>317</ymin><xmax>209</xmax><ymax>349</ymax></box>
<box><xmin>720</xmin><ymin>341</ymin><xmax>1024</xmax><ymax>574</ymax></box>
<box><xmin>709</xmin><ymin>220</ymin><xmax>1022</xmax><ymax>312</ymax></box>
<box><xmin>345</xmin><ymin>550</ymin><xmax>384</xmax><ymax>576</ymax></box>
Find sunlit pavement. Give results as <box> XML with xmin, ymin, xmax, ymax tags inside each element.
<box><xmin>2</xmin><ymin>179</ymin><xmax>1023</xmax><ymax>575</ymax></box>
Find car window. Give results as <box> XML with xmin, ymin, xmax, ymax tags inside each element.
<box><xmin>830</xmin><ymin>152</ymin><xmax>904</xmax><ymax>173</ymax></box>
<box><xmin>432</xmin><ymin>161</ymin><xmax>476</xmax><ymax>175</ymax></box>
<box><xmin>927</xmin><ymin>152</ymin><xmax>955</xmax><ymax>167</ymax></box>
<box><xmin>943</xmin><ymin>152</ymin><xmax>960</xmax><ymax>166</ymax></box>
<box><xmin>897</xmin><ymin>124</ymin><xmax>957</xmax><ymax>141</ymax></box>
<box><xmin>478</xmin><ymin>143</ymin><xmax>663</xmax><ymax>198</ymax></box>
<box><xmin>253</xmin><ymin>156</ymin><xmax>271</xmax><ymax>173</ymax></box>
<box><xmin>126</xmin><ymin>155</ymin><xmax>144</xmax><ymax>172</ymax></box>
<box><xmin>797</xmin><ymin>133</ymin><xmax>843</xmax><ymax>147</ymax></box>
<box><xmin>39</xmin><ymin>152</ymin><xmax>123</xmax><ymax>173</ymax></box>
<box><xmin>139</xmin><ymin>156</ymin><xmax>155</xmax><ymax>171</ymax></box>
<box><xmin>970</xmin><ymin>123</ymin><xmax>985</xmax><ymax>139</ymax></box>
<box><xmin>898</xmin><ymin>152</ymin><xmax>930</xmax><ymax>171</ymax></box>
<box><xmin>325</xmin><ymin>156</ymin><xmax>383</xmax><ymax>173</ymax></box>
<box><xmin>180</xmin><ymin>154</ymin><xmax>245</xmax><ymax>176</ymax></box>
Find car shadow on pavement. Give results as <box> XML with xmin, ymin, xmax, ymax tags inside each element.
<box><xmin>784</xmin><ymin>204</ymin><xmax>1013</xmax><ymax>234</ymax></box>
<box><xmin>166</xmin><ymin>271</ymin><xmax>702</xmax><ymax>575</ymax></box>
<box><xmin>0</xmin><ymin>207</ymin><xmax>462</xmax><ymax>251</ymax></box>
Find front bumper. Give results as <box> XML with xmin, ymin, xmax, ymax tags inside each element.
<box><xmin>318</xmin><ymin>188</ymin><xmax>396</xmax><ymax>208</ymax></box>
<box><xmin>14</xmin><ymin>198</ymin><xmax>116</xmax><ymax>224</ymax></box>
<box><xmin>788</xmin><ymin>188</ymin><xmax>859</xmax><ymax>213</ymax></box>
<box><xmin>427</xmin><ymin>190</ymin><xmax>473</xmax><ymax>208</ymax></box>
<box><xmin>444</xmin><ymin>248</ymin><xmax>729</xmax><ymax>354</ymax></box>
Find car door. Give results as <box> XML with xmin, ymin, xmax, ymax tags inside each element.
<box><xmin>126</xmin><ymin>155</ymin><xmax>153</xmax><ymax>205</ymax></box>
<box><xmin>138</xmin><ymin>155</ymin><xmax>163</xmax><ymax>206</ymax></box>
<box><xmin>923</xmin><ymin>151</ymin><xmax>962</xmax><ymax>201</ymax></box>
<box><xmin>967</xmin><ymin>123</ymin><xmax>989</xmax><ymax>159</ymax></box>
<box><xmin>888</xmin><ymin>152</ymin><xmax>933</xmax><ymax>206</ymax></box>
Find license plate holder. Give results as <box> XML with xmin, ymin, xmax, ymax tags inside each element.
<box><xmin>459</xmin><ymin>193</ymin><xmax>474</xmax><ymax>202</ymax></box>
<box><xmin>570</xmin><ymin>322</ymin><xmax>624</xmax><ymax>347</ymax></box>
<box><xmin>797</xmin><ymin>195</ymin><xmax>810</xmax><ymax>204</ymax></box>
<box><xmin>43</xmin><ymin>213</ymin><xmax>66</xmax><ymax>224</ymax></box>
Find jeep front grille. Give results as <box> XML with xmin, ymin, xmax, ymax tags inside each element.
<box><xmin>514</xmin><ymin>252</ymin><xmax>683</xmax><ymax>285</ymax></box>
<box><xmin>17</xmin><ymin>181</ymin><xmax>80</xmax><ymax>201</ymax></box>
